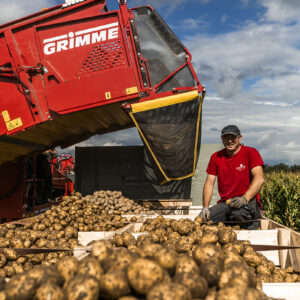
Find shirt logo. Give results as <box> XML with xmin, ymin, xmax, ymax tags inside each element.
<box><xmin>236</xmin><ymin>163</ymin><xmax>246</xmax><ymax>171</ymax></box>
<box><xmin>43</xmin><ymin>22</ymin><xmax>119</xmax><ymax>55</ymax></box>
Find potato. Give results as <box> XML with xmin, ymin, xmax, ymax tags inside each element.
<box><xmin>205</xmin><ymin>287</ymin><xmax>218</xmax><ymax>300</ymax></box>
<box><xmin>10</xmin><ymin>237</ymin><xmax>23</xmax><ymax>248</ymax></box>
<box><xmin>4</xmin><ymin>266</ymin><xmax>15</xmax><ymax>278</ymax></box>
<box><xmin>27</xmin><ymin>266</ymin><xmax>64</xmax><ymax>286</ymax></box>
<box><xmin>127</xmin><ymin>258</ymin><xmax>164</xmax><ymax>294</ymax></box>
<box><xmin>223</xmin><ymin>252</ymin><xmax>245</xmax><ymax>267</ymax></box>
<box><xmin>243</xmin><ymin>253</ymin><xmax>262</xmax><ymax>267</ymax></box>
<box><xmin>99</xmin><ymin>270</ymin><xmax>131</xmax><ymax>299</ymax></box>
<box><xmin>77</xmin><ymin>256</ymin><xmax>103</xmax><ymax>281</ymax></box>
<box><xmin>199</xmin><ymin>261</ymin><xmax>223</xmax><ymax>287</ymax></box>
<box><xmin>175</xmin><ymin>256</ymin><xmax>199</xmax><ymax>274</ymax></box>
<box><xmin>122</xmin><ymin>232</ymin><xmax>136</xmax><ymax>247</ymax></box>
<box><xmin>34</xmin><ymin>283</ymin><xmax>64</xmax><ymax>300</ymax></box>
<box><xmin>177</xmin><ymin>222</ymin><xmax>191</xmax><ymax>235</ymax></box>
<box><xmin>0</xmin><ymin>254</ymin><xmax>7</xmax><ymax>268</ymax></box>
<box><xmin>0</xmin><ymin>291</ymin><xmax>5</xmax><ymax>300</ymax></box>
<box><xmin>217</xmin><ymin>285</ymin><xmax>247</xmax><ymax>300</ymax></box>
<box><xmin>114</xmin><ymin>234</ymin><xmax>124</xmax><ymax>247</ymax></box>
<box><xmin>173</xmin><ymin>271</ymin><xmax>208</xmax><ymax>298</ymax></box>
<box><xmin>5</xmin><ymin>273</ymin><xmax>37</xmax><ymax>300</ymax></box>
<box><xmin>200</xmin><ymin>232</ymin><xmax>218</xmax><ymax>244</ymax></box>
<box><xmin>285</xmin><ymin>274</ymin><xmax>298</xmax><ymax>282</ymax></box>
<box><xmin>16</xmin><ymin>256</ymin><xmax>27</xmax><ymax>265</ymax></box>
<box><xmin>0</xmin><ymin>238</ymin><xmax>10</xmax><ymax>248</ymax></box>
<box><xmin>218</xmin><ymin>262</ymin><xmax>255</xmax><ymax>289</ymax></box>
<box><xmin>218</xmin><ymin>229</ymin><xmax>233</xmax><ymax>244</ymax></box>
<box><xmin>31</xmin><ymin>254</ymin><xmax>45</xmax><ymax>265</ymax></box>
<box><xmin>90</xmin><ymin>240</ymin><xmax>112</xmax><ymax>263</ymax></box>
<box><xmin>154</xmin><ymin>248</ymin><xmax>177</xmax><ymax>275</ymax></box>
<box><xmin>35</xmin><ymin>238</ymin><xmax>47</xmax><ymax>248</ymax></box>
<box><xmin>245</xmin><ymin>288</ymin><xmax>262</xmax><ymax>300</ymax></box>
<box><xmin>56</xmin><ymin>256</ymin><xmax>78</xmax><ymax>282</ymax></box>
<box><xmin>176</xmin><ymin>238</ymin><xmax>193</xmax><ymax>253</ymax></box>
<box><xmin>256</xmin><ymin>265</ymin><xmax>271</xmax><ymax>277</ymax></box>
<box><xmin>0</xmin><ymin>270</ymin><xmax>6</xmax><ymax>279</ymax></box>
<box><xmin>0</xmin><ymin>277</ymin><xmax>5</xmax><ymax>291</ymax></box>
<box><xmin>147</xmin><ymin>282</ymin><xmax>192</xmax><ymax>300</ymax></box>
<box><xmin>193</xmin><ymin>244</ymin><xmax>223</xmax><ymax>265</ymax></box>
<box><xmin>3</xmin><ymin>249</ymin><xmax>17</xmax><ymax>261</ymax></box>
<box><xmin>23</xmin><ymin>261</ymin><xmax>34</xmax><ymax>271</ymax></box>
<box><xmin>103</xmin><ymin>248</ymin><xmax>134</xmax><ymax>273</ymax></box>
<box><xmin>12</xmin><ymin>263</ymin><xmax>24</xmax><ymax>274</ymax></box>
<box><xmin>139</xmin><ymin>243</ymin><xmax>163</xmax><ymax>259</ymax></box>
<box><xmin>65</xmin><ymin>275</ymin><xmax>99</xmax><ymax>300</ymax></box>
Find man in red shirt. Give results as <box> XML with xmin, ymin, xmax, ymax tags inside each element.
<box><xmin>200</xmin><ymin>125</ymin><xmax>265</xmax><ymax>229</ymax></box>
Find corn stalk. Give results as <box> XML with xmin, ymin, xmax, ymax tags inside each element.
<box><xmin>260</xmin><ymin>172</ymin><xmax>300</xmax><ymax>231</ymax></box>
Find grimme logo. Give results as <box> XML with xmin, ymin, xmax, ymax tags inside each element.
<box><xmin>43</xmin><ymin>22</ymin><xmax>119</xmax><ymax>55</ymax></box>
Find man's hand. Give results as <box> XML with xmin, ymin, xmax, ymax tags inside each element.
<box><xmin>229</xmin><ymin>196</ymin><xmax>248</xmax><ymax>209</ymax></box>
<box><xmin>200</xmin><ymin>207</ymin><xmax>210</xmax><ymax>221</ymax></box>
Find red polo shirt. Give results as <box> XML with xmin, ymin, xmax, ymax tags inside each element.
<box><xmin>206</xmin><ymin>145</ymin><xmax>264</xmax><ymax>205</ymax></box>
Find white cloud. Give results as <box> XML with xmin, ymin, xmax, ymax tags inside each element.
<box><xmin>0</xmin><ymin>0</ymin><xmax>57</xmax><ymax>24</ymax></box>
<box><xmin>134</xmin><ymin>0</ymin><xmax>210</xmax><ymax>15</ymax></box>
<box><xmin>184</xmin><ymin>19</ymin><xmax>300</xmax><ymax>105</ymax></box>
<box><xmin>173</xmin><ymin>17</ymin><xmax>208</xmax><ymax>30</ymax></box>
<box><xmin>201</xmin><ymin>100</ymin><xmax>300</xmax><ymax>165</ymax></box>
<box><xmin>260</xmin><ymin>0</ymin><xmax>300</xmax><ymax>24</ymax></box>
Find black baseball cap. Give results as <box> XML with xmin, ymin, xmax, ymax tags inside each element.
<box><xmin>221</xmin><ymin>125</ymin><xmax>241</xmax><ymax>136</ymax></box>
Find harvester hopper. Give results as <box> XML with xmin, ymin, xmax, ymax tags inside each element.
<box><xmin>0</xmin><ymin>0</ymin><xmax>205</xmax><ymax>183</ymax></box>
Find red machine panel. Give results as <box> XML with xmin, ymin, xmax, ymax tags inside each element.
<box><xmin>0</xmin><ymin>162</ymin><xmax>24</xmax><ymax>222</ymax></box>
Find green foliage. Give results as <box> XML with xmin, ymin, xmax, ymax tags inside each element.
<box><xmin>260</xmin><ymin>172</ymin><xmax>300</xmax><ymax>231</ymax></box>
<box><xmin>264</xmin><ymin>164</ymin><xmax>300</xmax><ymax>173</ymax></box>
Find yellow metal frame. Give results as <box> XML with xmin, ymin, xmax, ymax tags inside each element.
<box><xmin>131</xmin><ymin>90</ymin><xmax>199</xmax><ymax>113</ymax></box>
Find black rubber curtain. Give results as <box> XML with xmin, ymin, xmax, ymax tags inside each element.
<box><xmin>129</xmin><ymin>91</ymin><xmax>204</xmax><ymax>184</ymax></box>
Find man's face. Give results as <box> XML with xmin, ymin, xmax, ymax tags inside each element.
<box><xmin>221</xmin><ymin>134</ymin><xmax>242</xmax><ymax>152</ymax></box>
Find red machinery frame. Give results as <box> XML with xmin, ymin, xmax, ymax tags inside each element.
<box><xmin>0</xmin><ymin>0</ymin><xmax>204</xmax><ymax>221</ymax></box>
<box><xmin>0</xmin><ymin>154</ymin><xmax>73</xmax><ymax>223</ymax></box>
<box><xmin>0</xmin><ymin>0</ymin><xmax>203</xmax><ymax>166</ymax></box>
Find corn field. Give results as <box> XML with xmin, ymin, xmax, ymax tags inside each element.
<box><xmin>260</xmin><ymin>172</ymin><xmax>300</xmax><ymax>231</ymax></box>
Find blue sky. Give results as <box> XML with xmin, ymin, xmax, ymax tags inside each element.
<box><xmin>1</xmin><ymin>0</ymin><xmax>300</xmax><ymax>165</ymax></box>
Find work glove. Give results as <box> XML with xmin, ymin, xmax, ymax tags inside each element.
<box><xmin>229</xmin><ymin>196</ymin><xmax>248</xmax><ymax>209</ymax></box>
<box><xmin>200</xmin><ymin>207</ymin><xmax>210</xmax><ymax>221</ymax></box>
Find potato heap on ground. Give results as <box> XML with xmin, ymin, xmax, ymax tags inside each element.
<box><xmin>0</xmin><ymin>191</ymin><xmax>153</xmax><ymax>278</ymax></box>
<box><xmin>0</xmin><ymin>239</ymin><xmax>282</xmax><ymax>300</ymax></box>
<box><xmin>86</xmin><ymin>190</ymin><xmax>155</xmax><ymax>215</ymax></box>
<box><xmin>131</xmin><ymin>216</ymin><xmax>300</xmax><ymax>284</ymax></box>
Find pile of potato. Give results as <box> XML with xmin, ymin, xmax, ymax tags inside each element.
<box><xmin>86</xmin><ymin>190</ymin><xmax>155</xmax><ymax>215</ymax></box>
<box><xmin>132</xmin><ymin>216</ymin><xmax>300</xmax><ymax>284</ymax></box>
<box><xmin>0</xmin><ymin>191</ymin><xmax>154</xmax><ymax>277</ymax></box>
<box><xmin>0</xmin><ymin>239</ymin><xmax>282</xmax><ymax>300</ymax></box>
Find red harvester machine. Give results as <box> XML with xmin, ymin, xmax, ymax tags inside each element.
<box><xmin>0</xmin><ymin>0</ymin><xmax>205</xmax><ymax>222</ymax></box>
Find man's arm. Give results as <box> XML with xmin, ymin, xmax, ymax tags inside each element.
<box><xmin>243</xmin><ymin>165</ymin><xmax>264</xmax><ymax>202</ymax></box>
<box><xmin>203</xmin><ymin>174</ymin><xmax>216</xmax><ymax>207</ymax></box>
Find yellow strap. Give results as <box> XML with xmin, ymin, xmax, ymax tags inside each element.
<box><xmin>193</xmin><ymin>93</ymin><xmax>205</xmax><ymax>172</ymax></box>
<box><xmin>131</xmin><ymin>90</ymin><xmax>199</xmax><ymax>113</ymax></box>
